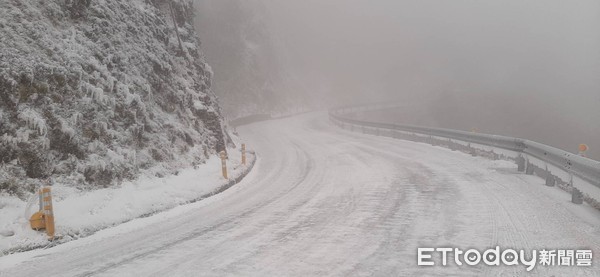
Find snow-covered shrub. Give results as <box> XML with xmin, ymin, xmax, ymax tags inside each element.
<box><xmin>0</xmin><ymin>0</ymin><xmax>226</xmax><ymax>196</ymax></box>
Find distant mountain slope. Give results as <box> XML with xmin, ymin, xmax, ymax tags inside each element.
<box><xmin>195</xmin><ymin>0</ymin><xmax>308</xmax><ymax>119</ymax></box>
<box><xmin>0</xmin><ymin>0</ymin><xmax>226</xmax><ymax>196</ymax></box>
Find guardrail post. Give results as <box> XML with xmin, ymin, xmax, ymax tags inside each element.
<box><xmin>220</xmin><ymin>151</ymin><xmax>228</xmax><ymax>179</ymax></box>
<box><xmin>516</xmin><ymin>155</ymin><xmax>525</xmax><ymax>172</ymax></box>
<box><xmin>467</xmin><ymin>143</ymin><xmax>476</xmax><ymax>156</ymax></box>
<box><xmin>41</xmin><ymin>187</ymin><xmax>55</xmax><ymax>240</ymax></box>
<box><xmin>448</xmin><ymin>139</ymin><xmax>456</xmax><ymax>151</ymax></box>
<box><xmin>544</xmin><ymin>163</ymin><xmax>555</xmax><ymax>186</ymax></box>
<box><xmin>572</xmin><ymin>188</ymin><xmax>583</xmax><ymax>204</ymax></box>
<box><xmin>329</xmin><ymin>105</ymin><xmax>600</xmax><ymax>194</ymax></box>
<box><xmin>241</xmin><ymin>143</ymin><xmax>246</xmax><ymax>166</ymax></box>
<box><xmin>525</xmin><ymin>159</ymin><xmax>534</xmax><ymax>175</ymax></box>
<box><xmin>545</xmin><ymin>173</ymin><xmax>555</xmax><ymax>187</ymax></box>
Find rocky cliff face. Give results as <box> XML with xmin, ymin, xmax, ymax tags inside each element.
<box><xmin>0</xmin><ymin>0</ymin><xmax>226</xmax><ymax>196</ymax></box>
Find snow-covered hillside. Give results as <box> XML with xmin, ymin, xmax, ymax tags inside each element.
<box><xmin>0</xmin><ymin>0</ymin><xmax>228</xmax><ymax>196</ymax></box>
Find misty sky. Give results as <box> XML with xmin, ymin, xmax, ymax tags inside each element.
<box><xmin>263</xmin><ymin>0</ymin><xmax>600</xmax><ymax>108</ymax></box>
<box><xmin>195</xmin><ymin>0</ymin><xmax>600</xmax><ymax>157</ymax></box>
<box><xmin>258</xmin><ymin>0</ymin><xmax>600</xmax><ymax>157</ymax></box>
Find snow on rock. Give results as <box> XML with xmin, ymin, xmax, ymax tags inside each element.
<box><xmin>0</xmin><ymin>0</ymin><xmax>228</xmax><ymax>196</ymax></box>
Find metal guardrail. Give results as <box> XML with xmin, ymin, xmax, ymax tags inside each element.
<box><xmin>329</xmin><ymin>107</ymin><xmax>600</xmax><ymax>189</ymax></box>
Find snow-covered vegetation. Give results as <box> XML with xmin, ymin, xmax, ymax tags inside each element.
<box><xmin>0</xmin><ymin>0</ymin><xmax>228</xmax><ymax>197</ymax></box>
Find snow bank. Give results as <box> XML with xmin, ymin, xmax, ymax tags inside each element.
<box><xmin>0</xmin><ymin>146</ymin><xmax>256</xmax><ymax>256</ymax></box>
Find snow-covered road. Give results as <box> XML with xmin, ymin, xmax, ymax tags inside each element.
<box><xmin>1</xmin><ymin>112</ymin><xmax>599</xmax><ymax>276</ymax></box>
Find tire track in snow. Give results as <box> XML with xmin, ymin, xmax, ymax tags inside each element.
<box><xmin>80</xmin><ymin>142</ymin><xmax>317</xmax><ymax>276</ymax></box>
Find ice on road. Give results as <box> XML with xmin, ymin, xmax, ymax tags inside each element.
<box><xmin>1</xmin><ymin>113</ymin><xmax>599</xmax><ymax>276</ymax></box>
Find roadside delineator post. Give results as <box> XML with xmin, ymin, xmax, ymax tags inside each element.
<box><xmin>29</xmin><ymin>187</ymin><xmax>55</xmax><ymax>240</ymax></box>
<box><xmin>241</xmin><ymin>143</ymin><xmax>247</xmax><ymax>166</ymax></box>
<box><xmin>42</xmin><ymin>187</ymin><xmax>55</xmax><ymax>240</ymax></box>
<box><xmin>220</xmin><ymin>151</ymin><xmax>228</xmax><ymax>179</ymax></box>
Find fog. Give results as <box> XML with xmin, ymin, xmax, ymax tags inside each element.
<box><xmin>264</xmin><ymin>0</ymin><xmax>600</xmax><ymax>105</ymax></box>
<box><xmin>196</xmin><ymin>0</ymin><xmax>600</xmax><ymax>159</ymax></box>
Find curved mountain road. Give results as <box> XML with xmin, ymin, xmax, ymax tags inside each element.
<box><xmin>1</xmin><ymin>112</ymin><xmax>599</xmax><ymax>276</ymax></box>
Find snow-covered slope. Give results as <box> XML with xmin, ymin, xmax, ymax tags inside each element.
<box><xmin>0</xmin><ymin>0</ymin><xmax>227</xmax><ymax>195</ymax></box>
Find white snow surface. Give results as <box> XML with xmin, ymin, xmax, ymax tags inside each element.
<box><xmin>0</xmin><ymin>144</ymin><xmax>253</xmax><ymax>255</ymax></box>
<box><xmin>0</xmin><ymin>112</ymin><xmax>599</xmax><ymax>276</ymax></box>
